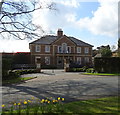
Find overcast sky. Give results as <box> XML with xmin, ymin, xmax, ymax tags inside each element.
<box><xmin>0</xmin><ymin>0</ymin><xmax>119</xmax><ymax>52</ymax></box>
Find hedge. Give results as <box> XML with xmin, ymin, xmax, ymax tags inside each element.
<box><xmin>94</xmin><ymin>57</ymin><xmax>120</xmax><ymax>73</ymax></box>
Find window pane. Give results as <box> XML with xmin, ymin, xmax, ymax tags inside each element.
<box><xmin>62</xmin><ymin>43</ymin><xmax>67</xmax><ymax>53</ymax></box>
<box><xmin>67</xmin><ymin>46</ymin><xmax>71</xmax><ymax>53</ymax></box>
<box><xmin>35</xmin><ymin>45</ymin><xmax>40</xmax><ymax>52</ymax></box>
<box><xmin>77</xmin><ymin>57</ymin><xmax>81</xmax><ymax>64</ymax></box>
<box><xmin>85</xmin><ymin>57</ymin><xmax>89</xmax><ymax>63</ymax></box>
<box><xmin>58</xmin><ymin>46</ymin><xmax>62</xmax><ymax>53</ymax></box>
<box><xmin>45</xmin><ymin>57</ymin><xmax>50</xmax><ymax>65</ymax></box>
<box><xmin>45</xmin><ymin>45</ymin><xmax>50</xmax><ymax>52</ymax></box>
<box><xmin>85</xmin><ymin>47</ymin><xmax>89</xmax><ymax>53</ymax></box>
<box><xmin>77</xmin><ymin>47</ymin><xmax>81</xmax><ymax>53</ymax></box>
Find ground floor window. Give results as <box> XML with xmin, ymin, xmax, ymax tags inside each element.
<box><xmin>45</xmin><ymin>57</ymin><xmax>50</xmax><ymax>65</ymax></box>
<box><xmin>57</xmin><ymin>57</ymin><xmax>63</xmax><ymax>65</ymax></box>
<box><xmin>35</xmin><ymin>56</ymin><xmax>41</xmax><ymax>63</ymax></box>
<box><xmin>77</xmin><ymin>57</ymin><xmax>81</xmax><ymax>65</ymax></box>
<box><xmin>85</xmin><ymin>57</ymin><xmax>89</xmax><ymax>63</ymax></box>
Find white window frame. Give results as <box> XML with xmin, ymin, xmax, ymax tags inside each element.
<box><xmin>62</xmin><ymin>43</ymin><xmax>67</xmax><ymax>53</ymax></box>
<box><xmin>85</xmin><ymin>57</ymin><xmax>89</xmax><ymax>63</ymax></box>
<box><xmin>45</xmin><ymin>45</ymin><xmax>50</xmax><ymax>52</ymax></box>
<box><xmin>58</xmin><ymin>46</ymin><xmax>62</xmax><ymax>53</ymax></box>
<box><xmin>45</xmin><ymin>57</ymin><xmax>50</xmax><ymax>65</ymax></box>
<box><xmin>35</xmin><ymin>45</ymin><xmax>40</xmax><ymax>52</ymax></box>
<box><xmin>77</xmin><ymin>47</ymin><xmax>81</xmax><ymax>53</ymax></box>
<box><xmin>67</xmin><ymin>46</ymin><xmax>71</xmax><ymax>53</ymax></box>
<box><xmin>85</xmin><ymin>47</ymin><xmax>89</xmax><ymax>54</ymax></box>
<box><xmin>77</xmin><ymin>57</ymin><xmax>81</xmax><ymax>65</ymax></box>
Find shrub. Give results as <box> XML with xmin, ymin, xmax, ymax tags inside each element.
<box><xmin>86</xmin><ymin>68</ymin><xmax>95</xmax><ymax>73</ymax></box>
<box><xmin>2</xmin><ymin>58</ymin><xmax>13</xmax><ymax>80</ymax></box>
<box><xmin>69</xmin><ymin>66</ymin><xmax>88</xmax><ymax>72</ymax></box>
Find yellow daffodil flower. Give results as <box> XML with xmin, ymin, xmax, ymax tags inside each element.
<box><xmin>2</xmin><ymin>104</ymin><xmax>5</xmax><ymax>108</ymax></box>
<box><xmin>24</xmin><ymin>101</ymin><xmax>27</xmax><ymax>104</ymax></box>
<box><xmin>48</xmin><ymin>101</ymin><xmax>50</xmax><ymax>103</ymax></box>
<box><xmin>28</xmin><ymin>100</ymin><xmax>31</xmax><ymax>103</ymax></box>
<box><xmin>18</xmin><ymin>103</ymin><xmax>21</xmax><ymax>106</ymax></box>
<box><xmin>62</xmin><ymin>98</ymin><xmax>65</xmax><ymax>101</ymax></box>
<box><xmin>56</xmin><ymin>100</ymin><xmax>58</xmax><ymax>102</ymax></box>
<box><xmin>58</xmin><ymin>97</ymin><xmax>60</xmax><ymax>100</ymax></box>
<box><xmin>53</xmin><ymin>100</ymin><xmax>56</xmax><ymax>103</ymax></box>
<box><xmin>14</xmin><ymin>103</ymin><xmax>16</xmax><ymax>106</ymax></box>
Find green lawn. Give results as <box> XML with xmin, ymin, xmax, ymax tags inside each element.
<box><xmin>83</xmin><ymin>73</ymin><xmax>120</xmax><ymax>76</ymax></box>
<box><xmin>2</xmin><ymin>96</ymin><xmax>119</xmax><ymax>114</ymax></box>
<box><xmin>2</xmin><ymin>77</ymin><xmax>37</xmax><ymax>85</ymax></box>
<box><xmin>63</xmin><ymin>96</ymin><xmax>119</xmax><ymax>114</ymax></box>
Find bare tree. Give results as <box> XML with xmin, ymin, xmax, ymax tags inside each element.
<box><xmin>0</xmin><ymin>0</ymin><xmax>56</xmax><ymax>40</ymax></box>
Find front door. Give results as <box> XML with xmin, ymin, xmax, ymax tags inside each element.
<box><xmin>57</xmin><ymin>56</ymin><xmax>64</xmax><ymax>68</ymax></box>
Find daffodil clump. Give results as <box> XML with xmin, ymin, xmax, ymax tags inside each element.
<box><xmin>1</xmin><ymin>97</ymin><xmax>65</xmax><ymax>114</ymax></box>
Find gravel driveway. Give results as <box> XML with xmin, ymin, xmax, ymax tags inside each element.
<box><xmin>2</xmin><ymin>70</ymin><xmax>119</xmax><ymax>106</ymax></box>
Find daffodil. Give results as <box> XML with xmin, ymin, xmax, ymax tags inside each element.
<box><xmin>58</xmin><ymin>97</ymin><xmax>60</xmax><ymax>100</ymax></box>
<box><xmin>41</xmin><ymin>99</ymin><xmax>45</xmax><ymax>103</ymax></box>
<box><xmin>62</xmin><ymin>98</ymin><xmax>65</xmax><ymax>101</ymax></box>
<box><xmin>24</xmin><ymin>101</ymin><xmax>27</xmax><ymax>104</ymax></box>
<box><xmin>45</xmin><ymin>99</ymin><xmax>48</xmax><ymax>102</ymax></box>
<box><xmin>2</xmin><ymin>104</ymin><xmax>5</xmax><ymax>108</ymax></box>
<box><xmin>28</xmin><ymin>100</ymin><xmax>31</xmax><ymax>103</ymax></box>
<box><xmin>53</xmin><ymin>100</ymin><xmax>56</xmax><ymax>103</ymax></box>
<box><xmin>18</xmin><ymin>103</ymin><xmax>21</xmax><ymax>105</ymax></box>
<box><xmin>14</xmin><ymin>103</ymin><xmax>17</xmax><ymax>106</ymax></box>
<box><xmin>55</xmin><ymin>100</ymin><xmax>58</xmax><ymax>102</ymax></box>
<box><xmin>48</xmin><ymin>101</ymin><xmax>50</xmax><ymax>104</ymax></box>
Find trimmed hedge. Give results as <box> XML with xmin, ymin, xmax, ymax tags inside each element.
<box><xmin>69</xmin><ymin>66</ymin><xmax>88</xmax><ymax>72</ymax></box>
<box><xmin>94</xmin><ymin>57</ymin><xmax>120</xmax><ymax>73</ymax></box>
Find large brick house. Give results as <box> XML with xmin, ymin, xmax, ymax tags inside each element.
<box><xmin>29</xmin><ymin>29</ymin><xmax>93</xmax><ymax>68</ymax></box>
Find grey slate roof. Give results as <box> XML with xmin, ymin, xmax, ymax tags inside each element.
<box><xmin>30</xmin><ymin>35</ymin><xmax>93</xmax><ymax>47</ymax></box>
<box><xmin>69</xmin><ymin>37</ymin><xmax>93</xmax><ymax>47</ymax></box>
<box><xmin>30</xmin><ymin>35</ymin><xmax>57</xmax><ymax>45</ymax></box>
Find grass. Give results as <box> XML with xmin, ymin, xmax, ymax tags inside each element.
<box><xmin>83</xmin><ymin>73</ymin><xmax>120</xmax><ymax>76</ymax></box>
<box><xmin>63</xmin><ymin>96</ymin><xmax>119</xmax><ymax>114</ymax></box>
<box><xmin>2</xmin><ymin>77</ymin><xmax>37</xmax><ymax>85</ymax></box>
<box><xmin>2</xmin><ymin>96</ymin><xmax>119</xmax><ymax>114</ymax></box>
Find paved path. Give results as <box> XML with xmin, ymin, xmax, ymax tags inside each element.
<box><xmin>2</xmin><ymin>70</ymin><xmax>119</xmax><ymax>107</ymax></box>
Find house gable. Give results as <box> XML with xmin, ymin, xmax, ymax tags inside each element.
<box><xmin>52</xmin><ymin>35</ymin><xmax>76</xmax><ymax>46</ymax></box>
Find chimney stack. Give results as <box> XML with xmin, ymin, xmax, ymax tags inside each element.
<box><xmin>57</xmin><ymin>28</ymin><xmax>63</xmax><ymax>38</ymax></box>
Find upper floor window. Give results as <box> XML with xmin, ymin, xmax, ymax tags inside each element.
<box><xmin>45</xmin><ymin>45</ymin><xmax>50</xmax><ymax>52</ymax></box>
<box><xmin>85</xmin><ymin>47</ymin><xmax>89</xmax><ymax>53</ymax></box>
<box><xmin>67</xmin><ymin>46</ymin><xmax>71</xmax><ymax>53</ymax></box>
<box><xmin>58</xmin><ymin>43</ymin><xmax>68</xmax><ymax>53</ymax></box>
<box><xmin>62</xmin><ymin>43</ymin><xmax>67</xmax><ymax>53</ymax></box>
<box><xmin>58</xmin><ymin>46</ymin><xmax>62</xmax><ymax>53</ymax></box>
<box><xmin>35</xmin><ymin>45</ymin><xmax>40</xmax><ymax>52</ymax></box>
<box><xmin>77</xmin><ymin>47</ymin><xmax>81</xmax><ymax>53</ymax></box>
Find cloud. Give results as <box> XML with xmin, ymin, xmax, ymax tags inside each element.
<box><xmin>77</xmin><ymin>0</ymin><xmax>118</xmax><ymax>37</ymax></box>
<box><xmin>32</xmin><ymin>0</ymin><xmax>80</xmax><ymax>33</ymax></box>
<box><xmin>33</xmin><ymin>0</ymin><xmax>118</xmax><ymax>38</ymax></box>
<box><xmin>0</xmin><ymin>39</ymin><xmax>30</xmax><ymax>52</ymax></box>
